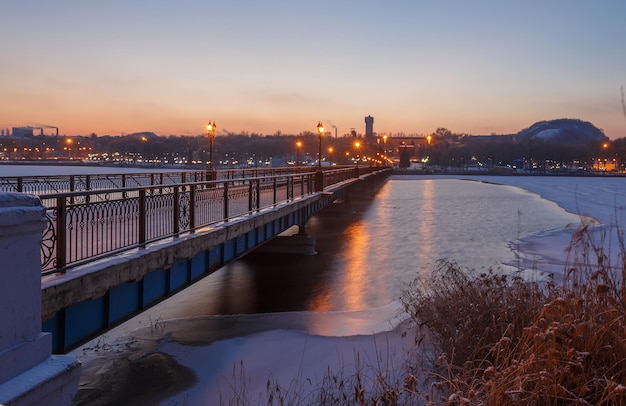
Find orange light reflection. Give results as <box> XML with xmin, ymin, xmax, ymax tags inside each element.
<box><xmin>338</xmin><ymin>221</ymin><xmax>369</xmax><ymax>310</ymax></box>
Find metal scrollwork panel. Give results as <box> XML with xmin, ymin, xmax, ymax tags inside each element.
<box><xmin>179</xmin><ymin>191</ymin><xmax>191</xmax><ymax>229</ymax></box>
<box><xmin>41</xmin><ymin>209</ymin><xmax>57</xmax><ymax>272</ymax></box>
<box><xmin>250</xmin><ymin>183</ymin><xmax>258</xmax><ymax>211</ymax></box>
<box><xmin>74</xmin><ymin>177</ymin><xmax>88</xmax><ymax>192</ymax></box>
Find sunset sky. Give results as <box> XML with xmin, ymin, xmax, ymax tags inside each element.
<box><xmin>2</xmin><ymin>1</ymin><xmax>626</xmax><ymax>138</ymax></box>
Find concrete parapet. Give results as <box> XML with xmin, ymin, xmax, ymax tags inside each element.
<box><xmin>0</xmin><ymin>193</ymin><xmax>80</xmax><ymax>406</ymax></box>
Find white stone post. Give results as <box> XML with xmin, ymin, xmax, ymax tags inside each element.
<box><xmin>0</xmin><ymin>193</ymin><xmax>80</xmax><ymax>406</ymax></box>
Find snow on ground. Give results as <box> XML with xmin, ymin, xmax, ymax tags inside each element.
<box><xmin>156</xmin><ymin>305</ymin><xmax>415</xmax><ymax>404</ymax></box>
<box><xmin>473</xmin><ymin>175</ymin><xmax>626</xmax><ymax>227</ymax></box>
<box><xmin>472</xmin><ymin>175</ymin><xmax>626</xmax><ymax>281</ymax></box>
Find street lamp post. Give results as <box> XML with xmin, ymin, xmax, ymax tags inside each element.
<box><xmin>315</xmin><ymin>122</ymin><xmax>324</xmax><ymax>191</ymax></box>
<box><xmin>296</xmin><ymin>140</ymin><xmax>302</xmax><ymax>168</ymax></box>
<box><xmin>66</xmin><ymin>138</ymin><xmax>73</xmax><ymax>159</ymax></box>
<box><xmin>207</xmin><ymin>121</ymin><xmax>217</xmax><ymax>181</ymax></box>
<box><xmin>207</xmin><ymin>121</ymin><xmax>217</xmax><ymax>169</ymax></box>
<box><xmin>355</xmin><ymin>141</ymin><xmax>361</xmax><ymax>168</ymax></box>
<box><xmin>381</xmin><ymin>134</ymin><xmax>388</xmax><ymax>167</ymax></box>
<box><xmin>316</xmin><ymin>122</ymin><xmax>324</xmax><ymax>169</ymax></box>
<box><xmin>601</xmin><ymin>142</ymin><xmax>609</xmax><ymax>172</ymax></box>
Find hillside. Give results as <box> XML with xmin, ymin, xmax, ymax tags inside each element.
<box><xmin>516</xmin><ymin>118</ymin><xmax>608</xmax><ymax>144</ymax></box>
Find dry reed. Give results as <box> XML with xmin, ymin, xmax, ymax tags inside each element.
<box><xmin>401</xmin><ymin>224</ymin><xmax>626</xmax><ymax>405</ymax></box>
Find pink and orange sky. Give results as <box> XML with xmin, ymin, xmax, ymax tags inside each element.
<box><xmin>2</xmin><ymin>1</ymin><xmax>626</xmax><ymax>138</ymax></box>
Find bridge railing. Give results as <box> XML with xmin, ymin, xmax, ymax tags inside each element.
<box><xmin>0</xmin><ymin>167</ymin><xmax>324</xmax><ymax>196</ymax></box>
<box><xmin>0</xmin><ymin>171</ymin><xmax>204</xmax><ymax>195</ymax></box>
<box><xmin>216</xmin><ymin>167</ymin><xmax>319</xmax><ymax>180</ymax></box>
<box><xmin>38</xmin><ymin>167</ymin><xmax>370</xmax><ymax>276</ymax></box>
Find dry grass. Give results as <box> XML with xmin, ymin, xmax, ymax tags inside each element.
<box><xmin>401</xmin><ymin>224</ymin><xmax>626</xmax><ymax>405</ymax></box>
<box><xmin>221</xmin><ymin>344</ymin><xmax>422</xmax><ymax>406</ymax></box>
<box><xmin>400</xmin><ymin>260</ymin><xmax>554</xmax><ymax>369</ymax></box>
<box><xmin>223</xmin><ymin>223</ymin><xmax>626</xmax><ymax>405</ymax></box>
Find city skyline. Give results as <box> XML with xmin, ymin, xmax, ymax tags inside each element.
<box><xmin>2</xmin><ymin>1</ymin><xmax>626</xmax><ymax>139</ymax></box>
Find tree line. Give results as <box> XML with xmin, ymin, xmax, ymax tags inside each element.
<box><xmin>1</xmin><ymin>127</ymin><xmax>625</xmax><ymax>171</ymax></box>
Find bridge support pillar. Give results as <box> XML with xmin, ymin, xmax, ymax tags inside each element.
<box><xmin>0</xmin><ymin>193</ymin><xmax>80</xmax><ymax>406</ymax></box>
<box><xmin>255</xmin><ymin>225</ymin><xmax>317</xmax><ymax>255</ymax></box>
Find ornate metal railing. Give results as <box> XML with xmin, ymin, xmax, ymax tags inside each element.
<box><xmin>217</xmin><ymin>167</ymin><xmax>318</xmax><ymax>180</ymax></box>
<box><xmin>0</xmin><ymin>167</ymin><xmax>323</xmax><ymax>196</ymax></box>
<box><xmin>0</xmin><ymin>171</ymin><xmax>206</xmax><ymax>195</ymax></box>
<box><xmin>0</xmin><ymin>166</ymin><xmax>356</xmax><ymax>196</ymax></box>
<box><xmin>38</xmin><ymin>167</ymin><xmax>366</xmax><ymax>276</ymax></box>
<box><xmin>324</xmin><ymin>166</ymin><xmax>363</xmax><ymax>186</ymax></box>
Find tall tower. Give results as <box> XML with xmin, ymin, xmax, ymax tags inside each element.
<box><xmin>365</xmin><ymin>115</ymin><xmax>374</xmax><ymax>137</ymax></box>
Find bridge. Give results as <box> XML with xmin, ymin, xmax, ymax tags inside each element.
<box><xmin>1</xmin><ymin>166</ymin><xmax>390</xmax><ymax>354</ymax></box>
<box><xmin>0</xmin><ymin>165</ymin><xmax>389</xmax><ymax>403</ymax></box>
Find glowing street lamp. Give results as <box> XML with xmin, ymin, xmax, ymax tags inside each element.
<box><xmin>66</xmin><ymin>138</ymin><xmax>73</xmax><ymax>159</ymax></box>
<box><xmin>355</xmin><ymin>141</ymin><xmax>361</xmax><ymax>168</ymax></box>
<box><xmin>381</xmin><ymin>134</ymin><xmax>389</xmax><ymax>166</ymax></box>
<box><xmin>296</xmin><ymin>140</ymin><xmax>302</xmax><ymax>167</ymax></box>
<box><xmin>207</xmin><ymin>121</ymin><xmax>217</xmax><ymax>170</ymax></box>
<box><xmin>316</xmin><ymin>122</ymin><xmax>324</xmax><ymax>169</ymax></box>
<box><xmin>327</xmin><ymin>146</ymin><xmax>333</xmax><ymax>165</ymax></box>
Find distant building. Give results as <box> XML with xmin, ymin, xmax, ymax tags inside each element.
<box><xmin>12</xmin><ymin>127</ymin><xmax>34</xmax><ymax>138</ymax></box>
<box><xmin>365</xmin><ymin>115</ymin><xmax>374</xmax><ymax>137</ymax></box>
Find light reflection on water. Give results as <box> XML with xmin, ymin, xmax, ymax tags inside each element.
<box><xmin>339</xmin><ymin>220</ymin><xmax>370</xmax><ymax>310</ymax></box>
<box><xmin>347</xmin><ymin>178</ymin><xmax>575</xmax><ymax>305</ymax></box>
